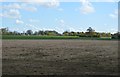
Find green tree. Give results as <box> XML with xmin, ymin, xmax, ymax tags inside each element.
<box><xmin>63</xmin><ymin>31</ymin><xmax>69</xmax><ymax>36</ymax></box>
<box><xmin>87</xmin><ymin>27</ymin><xmax>95</xmax><ymax>33</ymax></box>
<box><xmin>86</xmin><ymin>27</ymin><xmax>95</xmax><ymax>37</ymax></box>
<box><xmin>34</xmin><ymin>31</ymin><xmax>38</xmax><ymax>35</ymax></box>
<box><xmin>0</xmin><ymin>27</ymin><xmax>9</xmax><ymax>35</ymax></box>
<box><xmin>26</xmin><ymin>30</ymin><xmax>33</xmax><ymax>35</ymax></box>
<box><xmin>106</xmin><ymin>33</ymin><xmax>111</xmax><ymax>37</ymax></box>
<box><xmin>79</xmin><ymin>32</ymin><xmax>85</xmax><ymax>37</ymax></box>
<box><xmin>38</xmin><ymin>30</ymin><xmax>44</xmax><ymax>35</ymax></box>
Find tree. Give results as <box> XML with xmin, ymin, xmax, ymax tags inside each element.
<box><xmin>69</xmin><ymin>31</ymin><xmax>77</xmax><ymax>36</ymax></box>
<box><xmin>100</xmin><ymin>33</ymin><xmax>106</xmax><ymax>37</ymax></box>
<box><xmin>112</xmin><ymin>32</ymin><xmax>120</xmax><ymax>39</ymax></box>
<box><xmin>34</xmin><ymin>31</ymin><xmax>38</xmax><ymax>35</ymax></box>
<box><xmin>0</xmin><ymin>27</ymin><xmax>9</xmax><ymax>35</ymax></box>
<box><xmin>26</xmin><ymin>30</ymin><xmax>33</xmax><ymax>35</ymax></box>
<box><xmin>38</xmin><ymin>30</ymin><xmax>44</xmax><ymax>35</ymax></box>
<box><xmin>78</xmin><ymin>32</ymin><xmax>85</xmax><ymax>37</ymax></box>
<box><xmin>63</xmin><ymin>31</ymin><xmax>69</xmax><ymax>36</ymax></box>
<box><xmin>13</xmin><ymin>31</ymin><xmax>19</xmax><ymax>35</ymax></box>
<box><xmin>96</xmin><ymin>32</ymin><xmax>100</xmax><ymax>37</ymax></box>
<box><xmin>44</xmin><ymin>30</ymin><xmax>59</xmax><ymax>36</ymax></box>
<box><xmin>87</xmin><ymin>27</ymin><xmax>95</xmax><ymax>33</ymax></box>
<box><xmin>86</xmin><ymin>27</ymin><xmax>95</xmax><ymax>37</ymax></box>
<box><xmin>106</xmin><ymin>33</ymin><xmax>111</xmax><ymax>37</ymax></box>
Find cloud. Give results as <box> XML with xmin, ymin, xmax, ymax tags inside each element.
<box><xmin>20</xmin><ymin>3</ymin><xmax>37</xmax><ymax>12</ymax></box>
<box><xmin>80</xmin><ymin>0</ymin><xmax>95</xmax><ymax>14</ymax></box>
<box><xmin>25</xmin><ymin>0</ymin><xmax>60</xmax><ymax>8</ymax></box>
<box><xmin>20</xmin><ymin>0</ymin><xmax>60</xmax><ymax>8</ymax></box>
<box><xmin>109</xmin><ymin>28</ymin><xmax>118</xmax><ymax>34</ymax></box>
<box><xmin>18</xmin><ymin>0</ymin><xmax>44</xmax><ymax>3</ymax></box>
<box><xmin>109</xmin><ymin>9</ymin><xmax>118</xmax><ymax>18</ymax></box>
<box><xmin>0</xmin><ymin>0</ymin><xmax>5</xmax><ymax>2</ymax></box>
<box><xmin>0</xmin><ymin>3</ymin><xmax>37</xmax><ymax>12</ymax></box>
<box><xmin>0</xmin><ymin>0</ymin><xmax>119</xmax><ymax>2</ymax></box>
<box><xmin>2</xmin><ymin>9</ymin><xmax>21</xmax><ymax>19</ymax></box>
<box><xmin>23</xmin><ymin>6</ymin><xmax>37</xmax><ymax>12</ymax></box>
<box><xmin>16</xmin><ymin>19</ymin><xmax>24</xmax><ymax>24</ymax></box>
<box><xmin>55</xmin><ymin>18</ymin><xmax>82</xmax><ymax>32</ymax></box>
<box><xmin>42</xmin><ymin>0</ymin><xmax>59</xmax><ymax>8</ymax></box>
<box><xmin>1</xmin><ymin>3</ymin><xmax>21</xmax><ymax>9</ymax></box>
<box><xmin>93</xmin><ymin>0</ymin><xmax>119</xmax><ymax>2</ymax></box>
<box><xmin>25</xmin><ymin>24</ymin><xmax>39</xmax><ymax>30</ymax></box>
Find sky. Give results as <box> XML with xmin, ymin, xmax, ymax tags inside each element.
<box><xmin>0</xmin><ymin>0</ymin><xmax>119</xmax><ymax>34</ymax></box>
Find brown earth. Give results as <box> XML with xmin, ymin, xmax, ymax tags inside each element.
<box><xmin>2</xmin><ymin>40</ymin><xmax>119</xmax><ymax>75</ymax></box>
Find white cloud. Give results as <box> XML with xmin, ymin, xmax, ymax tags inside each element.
<box><xmin>24</xmin><ymin>6</ymin><xmax>37</xmax><ymax>12</ymax></box>
<box><xmin>68</xmin><ymin>27</ymin><xmax>82</xmax><ymax>32</ymax></box>
<box><xmin>20</xmin><ymin>0</ymin><xmax>60</xmax><ymax>8</ymax></box>
<box><xmin>110</xmin><ymin>28</ymin><xmax>118</xmax><ymax>34</ymax></box>
<box><xmin>18</xmin><ymin>0</ymin><xmax>44</xmax><ymax>3</ymax></box>
<box><xmin>0</xmin><ymin>0</ymin><xmax>119</xmax><ymax>2</ymax></box>
<box><xmin>1</xmin><ymin>3</ymin><xmax>21</xmax><ymax>9</ymax></box>
<box><xmin>32</xmin><ymin>0</ymin><xmax>60</xmax><ymax>8</ymax></box>
<box><xmin>80</xmin><ymin>0</ymin><xmax>95</xmax><ymax>14</ymax></box>
<box><xmin>20</xmin><ymin>3</ymin><xmax>38</xmax><ymax>12</ymax></box>
<box><xmin>16</xmin><ymin>19</ymin><xmax>24</xmax><ymax>24</ymax></box>
<box><xmin>109</xmin><ymin>9</ymin><xmax>118</xmax><ymax>18</ymax></box>
<box><xmin>68</xmin><ymin>27</ymin><xmax>76</xmax><ymax>32</ymax></box>
<box><xmin>55</xmin><ymin>18</ymin><xmax>82</xmax><ymax>32</ymax></box>
<box><xmin>45</xmin><ymin>0</ymin><xmax>59</xmax><ymax>7</ymax></box>
<box><xmin>2</xmin><ymin>9</ymin><xmax>21</xmax><ymax>19</ymax></box>
<box><xmin>25</xmin><ymin>24</ymin><xmax>39</xmax><ymax>30</ymax></box>
<box><xmin>0</xmin><ymin>3</ymin><xmax>37</xmax><ymax>12</ymax></box>
<box><xmin>55</xmin><ymin>27</ymin><xmax>64</xmax><ymax>33</ymax></box>
<box><xmin>0</xmin><ymin>0</ymin><xmax>4</xmax><ymax>2</ymax></box>
<box><xmin>93</xmin><ymin>0</ymin><xmax>118</xmax><ymax>2</ymax></box>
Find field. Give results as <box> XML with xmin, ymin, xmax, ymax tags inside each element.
<box><xmin>2</xmin><ymin>40</ymin><xmax>118</xmax><ymax>75</ymax></box>
<box><xmin>2</xmin><ymin>35</ymin><xmax>112</xmax><ymax>40</ymax></box>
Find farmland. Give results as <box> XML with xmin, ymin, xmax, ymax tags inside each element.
<box><xmin>2</xmin><ymin>35</ymin><xmax>113</xmax><ymax>40</ymax></box>
<box><xmin>2</xmin><ymin>40</ymin><xmax>118</xmax><ymax>75</ymax></box>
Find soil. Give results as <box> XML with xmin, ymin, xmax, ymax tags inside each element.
<box><xmin>2</xmin><ymin>40</ymin><xmax>119</xmax><ymax>75</ymax></box>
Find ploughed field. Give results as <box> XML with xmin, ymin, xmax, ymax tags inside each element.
<box><xmin>2</xmin><ymin>40</ymin><xmax>118</xmax><ymax>75</ymax></box>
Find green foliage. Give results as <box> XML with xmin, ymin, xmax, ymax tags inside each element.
<box><xmin>112</xmin><ymin>32</ymin><xmax>120</xmax><ymax>39</ymax></box>
<box><xmin>2</xmin><ymin>35</ymin><xmax>112</xmax><ymax>40</ymax></box>
<box><xmin>26</xmin><ymin>30</ymin><xmax>33</xmax><ymax>35</ymax></box>
<box><xmin>1</xmin><ymin>27</ymin><xmax>118</xmax><ymax>40</ymax></box>
<box><xmin>2</xmin><ymin>35</ymin><xmax>79</xmax><ymax>39</ymax></box>
<box><xmin>87</xmin><ymin>27</ymin><xmax>95</xmax><ymax>33</ymax></box>
<box><xmin>0</xmin><ymin>27</ymin><xmax>9</xmax><ymax>35</ymax></box>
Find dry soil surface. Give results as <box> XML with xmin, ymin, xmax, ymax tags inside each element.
<box><xmin>2</xmin><ymin>40</ymin><xmax>119</xmax><ymax>75</ymax></box>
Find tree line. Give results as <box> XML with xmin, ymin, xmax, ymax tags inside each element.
<box><xmin>0</xmin><ymin>27</ymin><xmax>120</xmax><ymax>39</ymax></box>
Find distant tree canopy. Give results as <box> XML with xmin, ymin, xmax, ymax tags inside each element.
<box><xmin>0</xmin><ymin>27</ymin><xmax>119</xmax><ymax>39</ymax></box>
<box><xmin>112</xmin><ymin>32</ymin><xmax>120</xmax><ymax>39</ymax></box>
<box><xmin>87</xmin><ymin>27</ymin><xmax>95</xmax><ymax>33</ymax></box>
<box><xmin>26</xmin><ymin>30</ymin><xmax>33</xmax><ymax>35</ymax></box>
<box><xmin>0</xmin><ymin>28</ymin><xmax>9</xmax><ymax>35</ymax></box>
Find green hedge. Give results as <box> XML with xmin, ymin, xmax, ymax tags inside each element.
<box><xmin>1</xmin><ymin>35</ymin><xmax>113</xmax><ymax>40</ymax></box>
<box><xmin>2</xmin><ymin>35</ymin><xmax>79</xmax><ymax>39</ymax></box>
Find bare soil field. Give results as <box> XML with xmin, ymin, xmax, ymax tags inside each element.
<box><xmin>2</xmin><ymin>40</ymin><xmax>119</xmax><ymax>75</ymax></box>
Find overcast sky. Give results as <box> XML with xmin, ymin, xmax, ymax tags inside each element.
<box><xmin>0</xmin><ymin>0</ymin><xmax>118</xmax><ymax>33</ymax></box>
